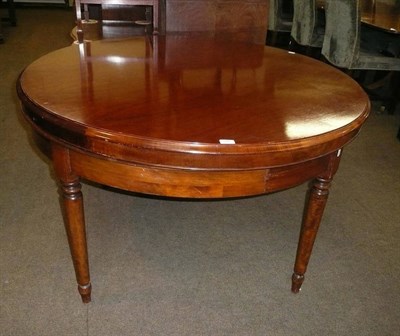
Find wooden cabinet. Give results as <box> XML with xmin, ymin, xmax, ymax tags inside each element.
<box><xmin>165</xmin><ymin>0</ymin><xmax>270</xmax><ymax>44</ymax></box>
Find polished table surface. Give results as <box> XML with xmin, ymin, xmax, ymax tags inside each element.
<box><xmin>17</xmin><ymin>35</ymin><xmax>370</xmax><ymax>303</ymax></box>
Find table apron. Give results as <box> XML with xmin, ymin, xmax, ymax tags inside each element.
<box><xmin>68</xmin><ymin>148</ymin><xmax>334</xmax><ymax>198</ymax></box>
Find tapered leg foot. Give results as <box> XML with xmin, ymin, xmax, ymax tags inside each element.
<box><xmin>291</xmin><ymin>273</ymin><xmax>304</xmax><ymax>293</ymax></box>
<box><xmin>78</xmin><ymin>283</ymin><xmax>92</xmax><ymax>303</ymax></box>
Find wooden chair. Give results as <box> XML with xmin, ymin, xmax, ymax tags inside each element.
<box><xmin>75</xmin><ymin>0</ymin><xmax>159</xmax><ymax>43</ymax></box>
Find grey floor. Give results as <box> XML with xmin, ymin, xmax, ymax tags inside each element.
<box><xmin>1</xmin><ymin>8</ymin><xmax>400</xmax><ymax>336</ymax></box>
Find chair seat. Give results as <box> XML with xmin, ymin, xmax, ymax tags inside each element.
<box><xmin>356</xmin><ymin>49</ymin><xmax>400</xmax><ymax>71</ymax></box>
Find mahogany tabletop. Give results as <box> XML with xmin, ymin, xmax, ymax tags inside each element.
<box><xmin>17</xmin><ymin>35</ymin><xmax>370</xmax><ymax>302</ymax></box>
<box><xmin>18</xmin><ymin>36</ymin><xmax>369</xmax><ymax>171</ymax></box>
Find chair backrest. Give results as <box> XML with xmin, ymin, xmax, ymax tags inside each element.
<box><xmin>75</xmin><ymin>0</ymin><xmax>159</xmax><ymax>43</ymax></box>
<box><xmin>321</xmin><ymin>0</ymin><xmax>361</xmax><ymax>68</ymax></box>
<box><xmin>291</xmin><ymin>0</ymin><xmax>324</xmax><ymax>47</ymax></box>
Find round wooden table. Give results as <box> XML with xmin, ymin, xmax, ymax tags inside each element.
<box><xmin>17</xmin><ymin>35</ymin><xmax>370</xmax><ymax>303</ymax></box>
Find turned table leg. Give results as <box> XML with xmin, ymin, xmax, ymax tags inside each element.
<box><xmin>291</xmin><ymin>150</ymin><xmax>342</xmax><ymax>293</ymax></box>
<box><xmin>52</xmin><ymin>144</ymin><xmax>91</xmax><ymax>303</ymax></box>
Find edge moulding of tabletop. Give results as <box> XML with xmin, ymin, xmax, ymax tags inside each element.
<box><xmin>16</xmin><ymin>35</ymin><xmax>371</xmax><ymax>303</ymax></box>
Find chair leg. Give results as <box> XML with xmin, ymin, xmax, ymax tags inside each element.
<box><xmin>266</xmin><ymin>31</ymin><xmax>279</xmax><ymax>46</ymax></box>
<box><xmin>8</xmin><ymin>0</ymin><xmax>17</xmax><ymax>26</ymax></box>
<box><xmin>376</xmin><ymin>72</ymin><xmax>399</xmax><ymax>115</ymax></box>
